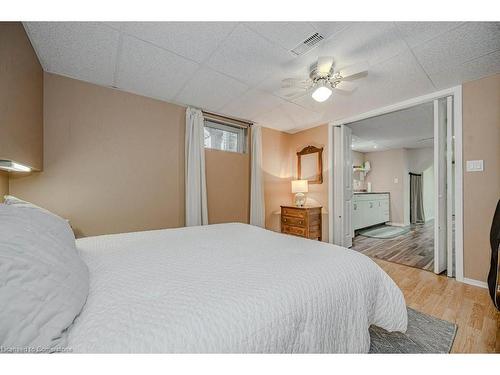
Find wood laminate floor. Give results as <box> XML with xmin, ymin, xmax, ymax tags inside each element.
<box><xmin>377</xmin><ymin>259</ymin><xmax>500</xmax><ymax>353</ymax></box>
<box><xmin>352</xmin><ymin>220</ymin><xmax>434</xmax><ymax>271</ymax></box>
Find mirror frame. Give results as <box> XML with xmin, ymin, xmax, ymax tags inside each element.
<box><xmin>297</xmin><ymin>145</ymin><xmax>323</xmax><ymax>184</ymax></box>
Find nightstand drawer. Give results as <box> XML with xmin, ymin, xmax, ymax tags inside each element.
<box><xmin>281</xmin><ymin>216</ymin><xmax>306</xmax><ymax>227</ymax></box>
<box><xmin>280</xmin><ymin>205</ymin><xmax>322</xmax><ymax>241</ymax></box>
<box><xmin>281</xmin><ymin>225</ymin><xmax>306</xmax><ymax>237</ymax></box>
<box><xmin>281</xmin><ymin>207</ymin><xmax>306</xmax><ymax>219</ymax></box>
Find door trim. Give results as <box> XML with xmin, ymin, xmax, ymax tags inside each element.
<box><xmin>434</xmin><ymin>98</ymin><xmax>447</xmax><ymax>275</ymax></box>
<box><xmin>446</xmin><ymin>96</ymin><xmax>454</xmax><ymax>277</ymax></box>
<box><xmin>328</xmin><ymin>85</ymin><xmax>464</xmax><ymax>282</ymax></box>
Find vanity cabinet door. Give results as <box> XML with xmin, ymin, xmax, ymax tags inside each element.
<box><xmin>359</xmin><ymin>200</ymin><xmax>371</xmax><ymax>229</ymax></box>
<box><xmin>367</xmin><ymin>199</ymin><xmax>377</xmax><ymax>226</ymax></box>
<box><xmin>353</xmin><ymin>194</ymin><xmax>390</xmax><ymax>230</ymax></box>
<box><xmin>380</xmin><ymin>195</ymin><xmax>390</xmax><ymax>222</ymax></box>
<box><xmin>373</xmin><ymin>199</ymin><xmax>385</xmax><ymax>223</ymax></box>
<box><xmin>353</xmin><ymin>201</ymin><xmax>361</xmax><ymax>230</ymax></box>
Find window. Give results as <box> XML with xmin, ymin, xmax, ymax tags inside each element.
<box><xmin>204</xmin><ymin>120</ymin><xmax>247</xmax><ymax>153</ymax></box>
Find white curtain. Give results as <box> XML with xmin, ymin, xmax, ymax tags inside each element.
<box><xmin>185</xmin><ymin>107</ymin><xmax>208</xmax><ymax>226</ymax></box>
<box><xmin>250</xmin><ymin>125</ymin><xmax>265</xmax><ymax>227</ymax></box>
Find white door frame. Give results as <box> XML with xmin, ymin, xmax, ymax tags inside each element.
<box><xmin>434</xmin><ymin>98</ymin><xmax>448</xmax><ymax>274</ymax></box>
<box><xmin>328</xmin><ymin>85</ymin><xmax>464</xmax><ymax>282</ymax></box>
<box><xmin>446</xmin><ymin>96</ymin><xmax>454</xmax><ymax>277</ymax></box>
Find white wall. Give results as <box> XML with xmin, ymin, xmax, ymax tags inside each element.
<box><xmin>364</xmin><ymin>146</ymin><xmax>434</xmax><ymax>226</ymax></box>
<box><xmin>407</xmin><ymin>146</ymin><xmax>435</xmax><ymax>222</ymax></box>
<box><xmin>407</xmin><ymin>147</ymin><xmax>433</xmax><ymax>172</ymax></box>
<box><xmin>364</xmin><ymin>149</ymin><xmax>409</xmax><ymax>226</ymax></box>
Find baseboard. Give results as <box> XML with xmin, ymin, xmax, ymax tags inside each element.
<box><xmin>387</xmin><ymin>222</ymin><xmax>406</xmax><ymax>227</ymax></box>
<box><xmin>462</xmin><ymin>277</ymin><xmax>488</xmax><ymax>289</ymax></box>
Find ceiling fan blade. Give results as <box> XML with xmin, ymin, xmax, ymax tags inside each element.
<box><xmin>281</xmin><ymin>78</ymin><xmax>312</xmax><ymax>90</ymax></box>
<box><xmin>334</xmin><ymin>80</ymin><xmax>357</xmax><ymax>92</ymax></box>
<box><xmin>338</xmin><ymin>61</ymin><xmax>369</xmax><ymax>79</ymax></box>
<box><xmin>277</xmin><ymin>86</ymin><xmax>307</xmax><ymax>99</ymax></box>
<box><xmin>316</xmin><ymin>56</ymin><xmax>334</xmax><ymax>75</ymax></box>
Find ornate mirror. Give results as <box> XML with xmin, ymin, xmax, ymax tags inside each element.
<box><xmin>297</xmin><ymin>145</ymin><xmax>323</xmax><ymax>184</ymax></box>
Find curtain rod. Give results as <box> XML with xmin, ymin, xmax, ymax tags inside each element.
<box><xmin>202</xmin><ymin>111</ymin><xmax>253</xmax><ymax>128</ymax></box>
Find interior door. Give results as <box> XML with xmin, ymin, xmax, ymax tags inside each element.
<box><xmin>434</xmin><ymin>98</ymin><xmax>448</xmax><ymax>274</ymax></box>
<box><xmin>333</xmin><ymin>125</ymin><xmax>353</xmax><ymax>248</ymax></box>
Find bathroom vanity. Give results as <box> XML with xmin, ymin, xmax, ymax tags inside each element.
<box><xmin>352</xmin><ymin>192</ymin><xmax>390</xmax><ymax>231</ymax></box>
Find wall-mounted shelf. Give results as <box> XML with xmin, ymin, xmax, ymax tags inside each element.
<box><xmin>353</xmin><ymin>166</ymin><xmax>368</xmax><ymax>172</ymax></box>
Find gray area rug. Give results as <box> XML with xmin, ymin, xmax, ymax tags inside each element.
<box><xmin>369</xmin><ymin>307</ymin><xmax>457</xmax><ymax>353</ymax></box>
<box><xmin>359</xmin><ymin>225</ymin><xmax>410</xmax><ymax>239</ymax></box>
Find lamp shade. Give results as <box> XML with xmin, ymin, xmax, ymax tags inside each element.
<box><xmin>291</xmin><ymin>179</ymin><xmax>308</xmax><ymax>193</ymax></box>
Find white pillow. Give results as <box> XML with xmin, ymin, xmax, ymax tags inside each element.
<box><xmin>0</xmin><ymin>203</ymin><xmax>89</xmax><ymax>352</ymax></box>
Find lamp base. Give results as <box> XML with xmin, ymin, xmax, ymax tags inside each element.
<box><xmin>294</xmin><ymin>192</ymin><xmax>306</xmax><ymax>207</ymax></box>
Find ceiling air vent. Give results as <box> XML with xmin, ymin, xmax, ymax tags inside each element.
<box><xmin>291</xmin><ymin>33</ymin><xmax>324</xmax><ymax>56</ymax></box>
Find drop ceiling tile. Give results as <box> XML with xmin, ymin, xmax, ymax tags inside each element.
<box><xmin>205</xmin><ymin>24</ymin><xmax>293</xmax><ymax>86</ymax></box>
<box><xmin>291</xmin><ymin>92</ymin><xmax>329</xmax><ymax>113</ymax></box>
<box><xmin>24</xmin><ymin>21</ymin><xmax>500</xmax><ymax>134</ymax></box>
<box><xmin>116</xmin><ymin>35</ymin><xmax>199</xmax><ymax>102</ymax></box>
<box><xmin>120</xmin><ymin>22</ymin><xmax>237</xmax><ymax>63</ymax></box>
<box><xmin>254</xmin><ymin>106</ymin><xmax>294</xmax><ymax>131</ymax></box>
<box><xmin>255</xmin><ymin>101</ymin><xmax>323</xmax><ymax>131</ymax></box>
<box><xmin>413</xmin><ymin>22</ymin><xmax>500</xmax><ymax>75</ymax></box>
<box><xmin>219</xmin><ymin>89</ymin><xmax>286</xmax><ymax>120</ymax></box>
<box><xmin>317</xmin><ymin>22</ymin><xmax>409</xmax><ymax>68</ymax></box>
<box><xmin>311</xmin><ymin>22</ymin><xmax>352</xmax><ymax>40</ymax></box>
<box><xmin>244</xmin><ymin>22</ymin><xmax>318</xmax><ymax>50</ymax></box>
<box><xmin>281</xmin><ymin>101</ymin><xmax>323</xmax><ymax>127</ymax></box>
<box><xmin>24</xmin><ymin>22</ymin><xmax>120</xmax><ymax>86</ymax></box>
<box><xmin>103</xmin><ymin>22</ymin><xmax>123</xmax><ymax>31</ymax></box>
<box><xmin>395</xmin><ymin>22</ymin><xmax>464</xmax><ymax>47</ymax></box>
<box><xmin>320</xmin><ymin>51</ymin><xmax>436</xmax><ymax>122</ymax></box>
<box><xmin>175</xmin><ymin>67</ymin><xmax>248</xmax><ymax>112</ymax></box>
<box><xmin>430</xmin><ymin>50</ymin><xmax>500</xmax><ymax>89</ymax></box>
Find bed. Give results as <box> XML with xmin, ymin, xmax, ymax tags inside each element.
<box><xmin>1</xmin><ymin>199</ymin><xmax>407</xmax><ymax>353</ymax></box>
<box><xmin>67</xmin><ymin>223</ymin><xmax>407</xmax><ymax>353</ymax></box>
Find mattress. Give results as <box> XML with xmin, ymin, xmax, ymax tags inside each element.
<box><xmin>68</xmin><ymin>223</ymin><xmax>407</xmax><ymax>353</ymax></box>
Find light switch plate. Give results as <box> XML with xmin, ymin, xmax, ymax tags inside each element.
<box><xmin>394</xmin><ymin>177</ymin><xmax>399</xmax><ymax>184</ymax></box>
<box><xmin>466</xmin><ymin>160</ymin><xmax>484</xmax><ymax>172</ymax></box>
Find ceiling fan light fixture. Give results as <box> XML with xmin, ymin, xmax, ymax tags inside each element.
<box><xmin>311</xmin><ymin>81</ymin><xmax>332</xmax><ymax>102</ymax></box>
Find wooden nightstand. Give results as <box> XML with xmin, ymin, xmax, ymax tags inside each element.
<box><xmin>280</xmin><ymin>205</ymin><xmax>322</xmax><ymax>241</ymax></box>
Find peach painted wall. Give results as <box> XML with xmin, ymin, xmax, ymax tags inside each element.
<box><xmin>462</xmin><ymin>73</ymin><xmax>500</xmax><ymax>282</ymax></box>
<box><xmin>261</xmin><ymin>127</ymin><xmax>292</xmax><ymax>230</ymax></box>
<box><xmin>0</xmin><ymin>22</ymin><xmax>43</xmax><ymax>170</ymax></box>
<box><xmin>261</xmin><ymin>124</ymin><xmax>329</xmax><ymax>242</ymax></box>
<box><xmin>10</xmin><ymin>73</ymin><xmax>186</xmax><ymax>237</ymax></box>
<box><xmin>9</xmin><ymin>72</ymin><xmax>251</xmax><ymax>236</ymax></box>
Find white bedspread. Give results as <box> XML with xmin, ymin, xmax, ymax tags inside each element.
<box><xmin>68</xmin><ymin>223</ymin><xmax>407</xmax><ymax>353</ymax></box>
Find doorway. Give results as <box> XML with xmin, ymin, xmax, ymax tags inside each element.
<box><xmin>329</xmin><ymin>88</ymin><xmax>462</xmax><ymax>279</ymax></box>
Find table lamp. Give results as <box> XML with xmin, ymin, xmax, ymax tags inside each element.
<box><xmin>291</xmin><ymin>180</ymin><xmax>308</xmax><ymax>207</ymax></box>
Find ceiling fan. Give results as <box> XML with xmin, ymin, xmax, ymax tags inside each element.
<box><xmin>280</xmin><ymin>57</ymin><xmax>369</xmax><ymax>103</ymax></box>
